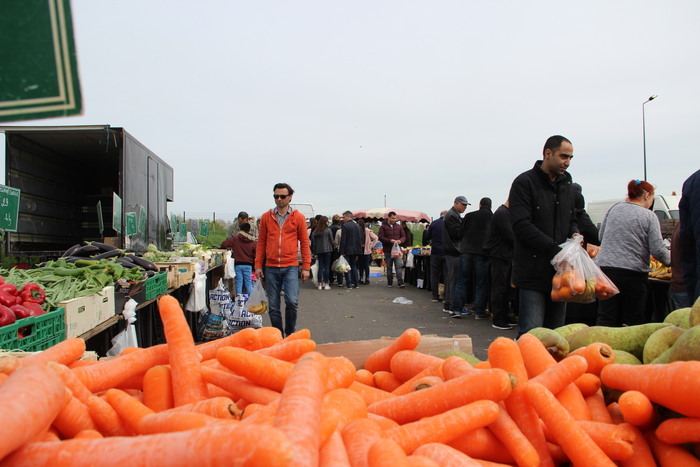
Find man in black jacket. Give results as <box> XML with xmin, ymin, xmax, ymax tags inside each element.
<box><xmin>485</xmin><ymin>200</ymin><xmax>516</xmax><ymax>330</ymax></box>
<box><xmin>442</xmin><ymin>196</ymin><xmax>469</xmax><ymax>313</ymax></box>
<box><xmin>339</xmin><ymin>210</ymin><xmax>364</xmax><ymax>289</ymax></box>
<box><xmin>508</xmin><ymin>135</ymin><xmax>579</xmax><ymax>336</ymax></box>
<box><xmin>451</xmin><ymin>198</ymin><xmax>493</xmax><ymax>319</ymax></box>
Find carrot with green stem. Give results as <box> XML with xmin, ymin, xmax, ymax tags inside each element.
<box><xmin>389</xmin><ymin>350</ymin><xmax>443</xmax><ymax>382</ymax></box>
<box><xmin>368</xmin><ymin>369</ymin><xmax>511</xmax><ymax>425</ymax></box>
<box><xmin>601</xmin><ymin>361</ymin><xmax>700</xmax><ymax>417</ymax></box>
<box><xmin>488</xmin><ymin>405</ymin><xmax>540</xmax><ymax>467</ymax></box>
<box><xmin>447</xmin><ymin>427</ymin><xmax>515</xmax><ymax>464</ymax></box>
<box><xmin>319</xmin><ymin>429</ymin><xmax>351</xmax><ymax>467</ymax></box>
<box><xmin>373</xmin><ymin>371</ymin><xmax>403</xmax><ymax>392</ymax></box>
<box><xmin>655</xmin><ymin>417</ymin><xmax>700</xmax><ymax>444</ymax></box>
<box><xmin>644</xmin><ymin>430</ymin><xmax>700</xmax><ymax>467</ymax></box>
<box><xmin>363</xmin><ymin>328</ymin><xmax>421</xmax><ymax>373</ymax></box>
<box><xmin>274</xmin><ymin>351</ymin><xmax>327</xmax><ymax>467</ymax></box>
<box><xmin>142</xmin><ymin>365</ymin><xmax>174</xmax><ymax>412</ymax></box>
<box><xmin>158</xmin><ymin>295</ymin><xmax>209</xmax><ymax>406</ymax></box>
<box><xmin>392</xmin><ymin>362</ymin><xmax>444</xmax><ymax>395</ymax></box>
<box><xmin>384</xmin><ymin>400</ymin><xmax>500</xmax><ymax>455</ymax></box>
<box><xmin>52</xmin><ymin>388</ymin><xmax>97</xmax><ymax>439</ymax></box>
<box><xmin>2</xmin><ymin>422</ymin><xmax>294</xmax><ymax>467</ymax></box>
<box><xmin>367</xmin><ymin>438</ymin><xmax>410</xmax><ymax>467</ymax></box>
<box><xmin>617</xmin><ymin>390</ymin><xmax>658</xmax><ymax>428</ymax></box>
<box><xmin>216</xmin><ymin>346</ymin><xmax>294</xmax><ymax>392</ymax></box>
<box><xmin>201</xmin><ymin>366</ymin><xmax>281</xmax><ymax>405</ymax></box>
<box><xmin>341</xmin><ymin>418</ymin><xmax>383</xmax><ymax>467</ymax></box>
<box><xmin>0</xmin><ymin>364</ymin><xmax>65</xmax><ymax>459</ymax></box>
<box><xmin>412</xmin><ymin>443</ymin><xmax>482</xmax><ymax>467</ymax></box>
<box><xmin>21</xmin><ymin>337</ymin><xmax>86</xmax><ymax>367</ymax></box>
<box><xmin>524</xmin><ymin>381</ymin><xmax>616</xmax><ymax>467</ymax></box>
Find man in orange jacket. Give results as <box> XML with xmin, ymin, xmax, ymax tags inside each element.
<box><xmin>255</xmin><ymin>183</ymin><xmax>312</xmax><ymax>337</ymax></box>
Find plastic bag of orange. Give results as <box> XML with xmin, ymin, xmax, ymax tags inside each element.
<box><xmin>550</xmin><ymin>236</ymin><xmax>619</xmax><ymax>303</ymax></box>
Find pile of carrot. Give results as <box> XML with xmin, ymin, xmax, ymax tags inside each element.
<box><xmin>1</xmin><ymin>295</ymin><xmax>700</xmax><ymax>466</ymax></box>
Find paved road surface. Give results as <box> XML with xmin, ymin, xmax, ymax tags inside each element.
<box><xmin>261</xmin><ymin>275</ymin><xmax>518</xmax><ymax>361</ymax></box>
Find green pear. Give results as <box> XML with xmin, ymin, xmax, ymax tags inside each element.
<box><xmin>663</xmin><ymin>307</ymin><xmax>691</xmax><ymax>329</ymax></box>
<box><xmin>642</xmin><ymin>325</ymin><xmax>685</xmax><ymax>364</ymax></box>
<box><xmin>553</xmin><ymin>322</ymin><xmax>589</xmax><ymax>341</ymax></box>
<box><xmin>434</xmin><ymin>349</ymin><xmax>482</xmax><ymax>366</ymax></box>
<box><xmin>526</xmin><ymin>327</ymin><xmax>570</xmax><ymax>360</ymax></box>
<box><xmin>690</xmin><ymin>296</ymin><xmax>700</xmax><ymax>327</ymax></box>
<box><xmin>567</xmin><ymin>322</ymin><xmax>671</xmax><ymax>361</ymax></box>
<box><xmin>651</xmin><ymin>326</ymin><xmax>700</xmax><ymax>363</ymax></box>
<box><xmin>612</xmin><ymin>349</ymin><xmax>642</xmax><ymax>365</ymax></box>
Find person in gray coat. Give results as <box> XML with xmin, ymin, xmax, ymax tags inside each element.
<box><xmin>339</xmin><ymin>210</ymin><xmax>364</xmax><ymax>289</ymax></box>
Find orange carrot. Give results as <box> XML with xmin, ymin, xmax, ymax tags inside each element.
<box><xmin>373</xmin><ymin>371</ymin><xmax>403</xmax><ymax>392</ymax></box>
<box><xmin>367</xmin><ymin>413</ymin><xmax>400</xmax><ymax>431</ymax></box>
<box><xmin>529</xmin><ymin>354</ymin><xmax>588</xmax><ymax>395</ymax></box>
<box><xmin>201</xmin><ymin>366</ymin><xmax>280</xmax><ymax>405</ymax></box>
<box><xmin>410</xmin><ymin>376</ymin><xmax>444</xmax><ymax>392</ymax></box>
<box><xmin>104</xmin><ymin>388</ymin><xmax>155</xmax><ymax>434</ymax></box>
<box><xmin>517</xmin><ymin>333</ymin><xmax>557</xmax><ymax>378</ymax></box>
<box><xmin>207</xmin><ymin>382</ymin><xmax>235</xmax><ymax>399</ymax></box>
<box><xmin>406</xmin><ymin>455</ymin><xmax>440</xmax><ymax>467</ymax></box>
<box><xmin>0</xmin><ymin>365</ymin><xmax>65</xmax><ymax>459</ymax></box>
<box><xmin>216</xmin><ymin>346</ymin><xmax>294</xmax><ymax>392</ymax></box>
<box><xmin>0</xmin><ymin>372</ymin><xmax>7</xmax><ymax>386</ymax></box>
<box><xmin>47</xmin><ymin>361</ymin><xmax>92</xmax><ymax>403</ymax></box>
<box><xmin>138</xmin><ymin>411</ymin><xmax>228</xmax><ymax>434</ymax></box>
<box><xmin>546</xmin><ymin>441</ymin><xmax>569</xmax><ymax>465</ymax></box>
<box><xmin>620</xmin><ymin>424</ymin><xmax>656</xmax><ymax>467</ymax></box>
<box><xmin>474</xmin><ymin>360</ymin><xmax>491</xmax><ymax>369</ymax></box>
<box><xmin>585</xmin><ymin>389</ymin><xmax>613</xmax><ymax>424</ymax></box>
<box><xmin>364</xmin><ymin>328</ymin><xmax>421</xmax><ymax>373</ymax></box>
<box><xmin>84</xmin><ymin>395</ymin><xmax>132</xmax><ymax>437</ymax></box>
<box><xmin>568</xmin><ymin>342</ymin><xmax>615</xmax><ymax>376</ymax></box>
<box><xmin>441</xmin><ymin>356</ymin><xmax>478</xmax><ymax>380</ymax></box>
<box><xmin>617</xmin><ymin>389</ymin><xmax>658</xmax><ymax>429</ymax></box>
<box><xmin>0</xmin><ymin>356</ymin><xmax>21</xmax><ymax>375</ymax></box>
<box><xmin>349</xmin><ymin>381</ymin><xmax>396</xmax><ymax>406</ymax></box>
<box><xmin>195</xmin><ymin>326</ymin><xmax>259</xmax><ymax>359</ymax></box>
<box><xmin>114</xmin><ymin>371</ymin><xmax>145</xmax><ymax>391</ymax></box>
<box><xmin>389</xmin><ymin>350</ymin><xmax>443</xmax><ymax>382</ymax></box>
<box><xmin>319</xmin><ymin>429</ymin><xmax>351</xmax><ymax>467</ymax></box>
<box><xmin>68</xmin><ymin>359</ymin><xmax>99</xmax><ymax>369</ymax></box>
<box><xmin>274</xmin><ymin>351</ymin><xmax>327</xmax><ymax>467</ymax></box>
<box><xmin>2</xmin><ymin>423</ymin><xmax>294</xmax><ymax>466</ymax></box>
<box><xmin>73</xmin><ymin>429</ymin><xmax>103</xmax><ymax>439</ymax></box>
<box><xmin>655</xmin><ymin>417</ymin><xmax>700</xmax><ymax>444</ymax></box>
<box><xmin>355</xmin><ymin>368</ymin><xmax>375</xmax><ymax>386</ymax></box>
<box><xmin>255</xmin><ymin>338</ymin><xmax>316</xmax><ymax>361</ymax></box>
<box><xmin>325</xmin><ymin>356</ymin><xmax>357</xmax><ymax>391</ymax></box>
<box><xmin>368</xmin><ymin>369</ymin><xmax>512</xmax><ymax>425</ymax></box>
<box><xmin>52</xmin><ymin>388</ymin><xmax>97</xmax><ymax>438</ymax></box>
<box><xmin>341</xmin><ymin>418</ymin><xmax>383</xmax><ymax>467</ymax></box>
<box><xmin>601</xmin><ymin>361</ymin><xmax>700</xmax><ymax>417</ymax></box>
<box><xmin>487</xmin><ymin>336</ymin><xmax>528</xmax><ymax>382</ymax></box>
<box><xmin>240</xmin><ymin>400</ymin><xmax>278</xmax><ymax>426</ymax></box>
<box><xmin>644</xmin><ymin>430</ymin><xmax>700</xmax><ymax>467</ymax></box>
<box><xmin>31</xmin><ymin>429</ymin><xmax>60</xmax><ymax>443</ymax></box>
<box><xmin>577</xmin><ymin>420</ymin><xmax>636</xmax><ymax>461</ymax></box>
<box><xmin>282</xmin><ymin>328</ymin><xmax>312</xmax><ymax>341</ymax></box>
<box><xmin>384</xmin><ymin>400</ymin><xmax>500</xmax><ymax>455</ymax></box>
<box><xmin>607</xmin><ymin>402</ymin><xmax>625</xmax><ymax>424</ymax></box>
<box><xmin>524</xmin><ymin>382</ymin><xmax>616</xmax><ymax>467</ymax></box>
<box><xmin>448</xmin><ymin>427</ymin><xmax>515</xmax><ymax>464</ymax></box>
<box><xmin>412</xmin><ymin>443</ymin><xmax>481</xmax><ymax>467</ymax></box>
<box><xmin>573</xmin><ymin>372</ymin><xmax>602</xmax><ymax>397</ymax></box>
<box><xmin>169</xmin><ymin>396</ymin><xmax>242</xmax><ymax>419</ymax></box>
<box><xmin>488</xmin><ymin>405</ymin><xmax>540</xmax><ymax>467</ymax></box>
<box><xmin>555</xmin><ymin>384</ymin><xmax>592</xmax><ymax>421</ymax></box>
<box><xmin>21</xmin><ymin>337</ymin><xmax>86</xmax><ymax>367</ymax></box>
<box><xmin>158</xmin><ymin>295</ymin><xmax>209</xmax><ymax>406</ymax></box>
<box><xmin>393</xmin><ymin>362</ymin><xmax>444</xmax><ymax>395</ymax></box>
<box><xmin>367</xmin><ymin>438</ymin><xmax>410</xmax><ymax>467</ymax></box>
<box><xmin>142</xmin><ymin>365</ymin><xmax>174</xmax><ymax>412</ymax></box>
<box><xmin>319</xmin><ymin>388</ymin><xmax>368</xmax><ymax>447</ymax></box>
<box><xmin>248</xmin><ymin>325</ymin><xmax>284</xmax><ymax>349</ymax></box>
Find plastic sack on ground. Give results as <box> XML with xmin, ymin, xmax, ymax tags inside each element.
<box><xmin>332</xmin><ymin>255</ymin><xmax>351</xmax><ymax>273</ymax></box>
<box><xmin>224</xmin><ymin>293</ymin><xmax>263</xmax><ymax>333</ymax></box>
<box><xmin>107</xmin><ymin>298</ymin><xmax>138</xmax><ymax>357</ymax></box>
<box><xmin>550</xmin><ymin>236</ymin><xmax>619</xmax><ymax>303</ymax></box>
<box><xmin>198</xmin><ymin>279</ymin><xmax>230</xmax><ymax>341</ymax></box>
<box><xmin>392</xmin><ymin>296</ymin><xmax>413</xmax><ymax>305</ymax></box>
<box><xmin>224</xmin><ymin>251</ymin><xmax>236</xmax><ymax>280</ymax></box>
<box><xmin>244</xmin><ymin>279</ymin><xmax>268</xmax><ymax>315</ymax></box>
<box><xmin>185</xmin><ymin>272</ymin><xmax>208</xmax><ymax>312</ymax></box>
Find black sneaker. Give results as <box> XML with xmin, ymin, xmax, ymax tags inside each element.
<box><xmin>450</xmin><ymin>311</ymin><xmax>467</xmax><ymax>318</ymax></box>
<box><xmin>492</xmin><ymin>323</ymin><xmax>513</xmax><ymax>330</ymax></box>
<box><xmin>431</xmin><ymin>298</ymin><xmax>439</xmax><ymax>302</ymax></box>
<box><xmin>398</xmin><ymin>284</ymin><xmax>405</xmax><ymax>288</ymax></box>
<box><xmin>475</xmin><ymin>313</ymin><xmax>491</xmax><ymax>320</ymax></box>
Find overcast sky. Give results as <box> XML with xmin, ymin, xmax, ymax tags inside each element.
<box><xmin>5</xmin><ymin>1</ymin><xmax>700</xmax><ymax>221</ymax></box>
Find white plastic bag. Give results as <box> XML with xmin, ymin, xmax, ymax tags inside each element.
<box><xmin>244</xmin><ymin>280</ymin><xmax>268</xmax><ymax>315</ymax></box>
<box><xmin>310</xmin><ymin>261</ymin><xmax>319</xmax><ymax>285</ymax></box>
<box><xmin>332</xmin><ymin>256</ymin><xmax>351</xmax><ymax>273</ymax></box>
<box><xmin>185</xmin><ymin>272</ymin><xmax>208</xmax><ymax>312</ymax></box>
<box><xmin>406</xmin><ymin>251</ymin><xmax>415</xmax><ymax>268</ymax></box>
<box><xmin>224</xmin><ymin>293</ymin><xmax>263</xmax><ymax>333</ymax></box>
<box><xmin>392</xmin><ymin>296</ymin><xmax>413</xmax><ymax>305</ymax></box>
<box><xmin>224</xmin><ymin>251</ymin><xmax>236</xmax><ymax>280</ymax></box>
<box><xmin>107</xmin><ymin>299</ymin><xmax>138</xmax><ymax>357</ymax></box>
<box><xmin>391</xmin><ymin>242</ymin><xmax>402</xmax><ymax>258</ymax></box>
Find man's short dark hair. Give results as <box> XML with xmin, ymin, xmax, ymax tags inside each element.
<box><xmin>342</xmin><ymin>210</ymin><xmax>353</xmax><ymax>218</ymax></box>
<box><xmin>240</xmin><ymin>222</ymin><xmax>251</xmax><ymax>233</ymax></box>
<box><xmin>273</xmin><ymin>183</ymin><xmax>294</xmax><ymax>196</ymax></box>
<box><xmin>388</xmin><ymin>211</ymin><xmax>397</xmax><ymax>217</ymax></box>
<box><xmin>237</xmin><ymin>211</ymin><xmax>249</xmax><ymax>220</ymax></box>
<box><xmin>542</xmin><ymin>135</ymin><xmax>571</xmax><ymax>157</ymax></box>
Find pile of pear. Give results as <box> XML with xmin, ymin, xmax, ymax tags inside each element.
<box><xmin>526</xmin><ymin>296</ymin><xmax>700</xmax><ymax>364</ymax></box>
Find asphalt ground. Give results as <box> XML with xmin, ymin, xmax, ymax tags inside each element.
<box><xmin>260</xmin><ymin>275</ymin><xmax>518</xmax><ymax>361</ymax></box>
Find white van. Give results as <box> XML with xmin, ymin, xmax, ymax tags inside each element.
<box><xmin>290</xmin><ymin>203</ymin><xmax>315</xmax><ymax>226</ymax></box>
<box><xmin>587</xmin><ymin>194</ymin><xmax>680</xmax><ymax>230</ymax></box>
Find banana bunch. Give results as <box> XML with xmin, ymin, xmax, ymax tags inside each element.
<box><xmin>649</xmin><ymin>258</ymin><xmax>672</xmax><ymax>280</ymax></box>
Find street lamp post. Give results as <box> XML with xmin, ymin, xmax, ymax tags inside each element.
<box><xmin>642</xmin><ymin>94</ymin><xmax>658</xmax><ymax>181</ymax></box>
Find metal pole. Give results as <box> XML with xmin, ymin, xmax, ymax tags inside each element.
<box><xmin>643</xmin><ymin>102</ymin><xmax>647</xmax><ymax>181</ymax></box>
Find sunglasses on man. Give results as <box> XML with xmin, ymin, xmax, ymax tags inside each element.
<box><xmin>273</xmin><ymin>194</ymin><xmax>289</xmax><ymax>200</ymax></box>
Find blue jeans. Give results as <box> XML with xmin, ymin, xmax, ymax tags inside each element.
<box><xmin>669</xmin><ymin>291</ymin><xmax>691</xmax><ymax>311</ymax></box>
<box><xmin>264</xmin><ymin>266</ymin><xmax>300</xmax><ymax>337</ymax></box>
<box><xmin>452</xmin><ymin>253</ymin><xmax>489</xmax><ymax>313</ymax></box>
<box><xmin>518</xmin><ymin>288</ymin><xmax>567</xmax><ymax>336</ymax></box>
<box><xmin>357</xmin><ymin>254</ymin><xmax>371</xmax><ymax>282</ymax></box>
<box><xmin>344</xmin><ymin>255</ymin><xmax>360</xmax><ymax>287</ymax></box>
<box><xmin>234</xmin><ymin>264</ymin><xmax>253</xmax><ymax>295</ymax></box>
<box><xmin>316</xmin><ymin>252</ymin><xmax>331</xmax><ymax>284</ymax></box>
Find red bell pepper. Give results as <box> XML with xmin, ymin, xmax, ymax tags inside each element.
<box><xmin>0</xmin><ymin>283</ymin><xmax>18</xmax><ymax>307</ymax></box>
<box><xmin>0</xmin><ymin>304</ymin><xmax>16</xmax><ymax>327</ymax></box>
<box><xmin>10</xmin><ymin>304</ymin><xmax>31</xmax><ymax>320</ymax></box>
<box><xmin>23</xmin><ymin>302</ymin><xmax>46</xmax><ymax>317</ymax></box>
<box><xmin>20</xmin><ymin>283</ymin><xmax>45</xmax><ymax>305</ymax></box>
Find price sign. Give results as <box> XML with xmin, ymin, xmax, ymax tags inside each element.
<box><xmin>96</xmin><ymin>201</ymin><xmax>104</xmax><ymax>235</ymax></box>
<box><xmin>0</xmin><ymin>185</ymin><xmax>21</xmax><ymax>232</ymax></box>
<box><xmin>138</xmin><ymin>205</ymin><xmax>146</xmax><ymax>233</ymax></box>
<box><xmin>125</xmin><ymin>212</ymin><xmax>137</xmax><ymax>236</ymax></box>
<box><xmin>200</xmin><ymin>221</ymin><xmax>209</xmax><ymax>237</ymax></box>
<box><xmin>112</xmin><ymin>193</ymin><xmax>122</xmax><ymax>233</ymax></box>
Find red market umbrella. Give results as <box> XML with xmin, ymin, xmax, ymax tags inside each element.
<box><xmin>351</xmin><ymin>207</ymin><xmax>431</xmax><ymax>223</ymax></box>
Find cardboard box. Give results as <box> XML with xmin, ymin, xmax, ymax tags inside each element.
<box><xmin>60</xmin><ymin>286</ymin><xmax>115</xmax><ymax>338</ymax></box>
<box><xmin>154</xmin><ymin>262</ymin><xmax>179</xmax><ymax>288</ymax></box>
<box><xmin>315</xmin><ymin>334</ymin><xmax>473</xmax><ymax>369</ymax></box>
<box><xmin>156</xmin><ymin>261</ymin><xmax>196</xmax><ymax>288</ymax></box>
<box><xmin>369</xmin><ymin>266</ymin><xmax>383</xmax><ymax>277</ymax></box>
